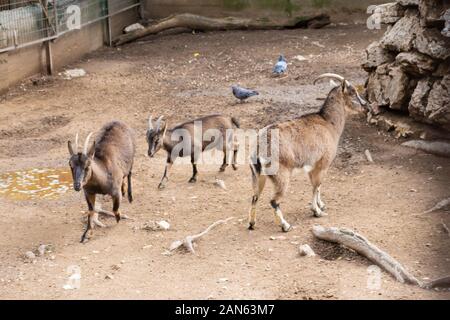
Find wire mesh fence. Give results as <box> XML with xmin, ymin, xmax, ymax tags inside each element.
<box><xmin>0</xmin><ymin>0</ymin><xmax>139</xmax><ymax>51</ymax></box>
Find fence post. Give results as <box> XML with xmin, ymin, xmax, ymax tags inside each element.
<box><xmin>41</xmin><ymin>0</ymin><xmax>54</xmax><ymax>75</ymax></box>
<box><xmin>105</xmin><ymin>0</ymin><xmax>112</xmax><ymax>46</ymax></box>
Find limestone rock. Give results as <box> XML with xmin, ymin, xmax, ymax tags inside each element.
<box><xmin>362</xmin><ymin>41</ymin><xmax>395</xmax><ymax>71</ymax></box>
<box><xmin>408</xmin><ymin>78</ymin><xmax>434</xmax><ymax>121</ymax></box>
<box><xmin>419</xmin><ymin>0</ymin><xmax>447</xmax><ymax>27</ymax></box>
<box><xmin>414</xmin><ymin>27</ymin><xmax>450</xmax><ymax>60</ymax></box>
<box><xmin>374</xmin><ymin>2</ymin><xmax>406</xmax><ymax>24</ymax></box>
<box><xmin>381</xmin><ymin>9</ymin><xmax>421</xmax><ymax>52</ymax></box>
<box><xmin>367</xmin><ymin>64</ymin><xmax>414</xmax><ymax>111</ymax></box>
<box><xmin>299</xmin><ymin>244</ymin><xmax>316</xmax><ymax>257</ymax></box>
<box><xmin>397</xmin><ymin>0</ymin><xmax>419</xmax><ymax>6</ymax></box>
<box><xmin>386</xmin><ymin>66</ymin><xmax>414</xmax><ymax>110</ymax></box>
<box><xmin>442</xmin><ymin>9</ymin><xmax>450</xmax><ymax>37</ymax></box>
<box><xmin>409</xmin><ymin>76</ymin><xmax>450</xmax><ymax>129</ymax></box>
<box><xmin>426</xmin><ymin>76</ymin><xmax>450</xmax><ymax>128</ymax></box>
<box><xmin>367</xmin><ymin>64</ymin><xmax>391</xmax><ymax>109</ymax></box>
<box><xmin>433</xmin><ymin>60</ymin><xmax>450</xmax><ymax>77</ymax></box>
<box><xmin>396</xmin><ymin>51</ymin><xmax>437</xmax><ymax>75</ymax></box>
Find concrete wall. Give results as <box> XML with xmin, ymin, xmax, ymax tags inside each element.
<box><xmin>0</xmin><ymin>7</ymin><xmax>139</xmax><ymax>94</ymax></box>
<box><xmin>143</xmin><ymin>0</ymin><xmax>387</xmax><ymax>20</ymax></box>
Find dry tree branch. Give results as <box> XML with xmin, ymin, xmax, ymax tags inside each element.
<box><xmin>169</xmin><ymin>217</ymin><xmax>234</xmax><ymax>254</ymax></box>
<box><xmin>424</xmin><ymin>197</ymin><xmax>450</xmax><ymax>214</ymax></box>
<box><xmin>312</xmin><ymin>225</ymin><xmax>450</xmax><ymax>290</ymax></box>
<box><xmin>312</xmin><ymin>225</ymin><xmax>420</xmax><ymax>285</ymax></box>
<box><xmin>441</xmin><ymin>220</ymin><xmax>450</xmax><ymax>237</ymax></box>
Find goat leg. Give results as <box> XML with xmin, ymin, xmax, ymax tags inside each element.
<box><xmin>81</xmin><ymin>211</ymin><xmax>95</xmax><ymax>243</ymax></box>
<box><xmin>81</xmin><ymin>193</ymin><xmax>96</xmax><ymax>243</ymax></box>
<box><xmin>112</xmin><ymin>194</ymin><xmax>121</xmax><ymax>223</ymax></box>
<box><xmin>158</xmin><ymin>160</ymin><xmax>172</xmax><ymax>189</ymax></box>
<box><xmin>189</xmin><ymin>162</ymin><xmax>198</xmax><ymax>183</ymax></box>
<box><xmin>271</xmin><ymin>200</ymin><xmax>292</xmax><ymax>232</ymax></box>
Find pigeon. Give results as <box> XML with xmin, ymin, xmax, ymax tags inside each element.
<box><xmin>273</xmin><ymin>55</ymin><xmax>287</xmax><ymax>76</ymax></box>
<box><xmin>232</xmin><ymin>85</ymin><xmax>259</xmax><ymax>102</ymax></box>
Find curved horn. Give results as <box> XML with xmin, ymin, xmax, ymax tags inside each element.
<box><xmin>355</xmin><ymin>90</ymin><xmax>367</xmax><ymax>106</ymax></box>
<box><xmin>148</xmin><ymin>115</ymin><xmax>153</xmax><ymax>130</ymax></box>
<box><xmin>156</xmin><ymin>116</ymin><xmax>164</xmax><ymax>131</ymax></box>
<box><xmin>74</xmin><ymin>132</ymin><xmax>79</xmax><ymax>152</ymax></box>
<box><xmin>313</xmin><ymin>73</ymin><xmax>345</xmax><ymax>85</ymax></box>
<box><xmin>83</xmin><ymin>132</ymin><xmax>94</xmax><ymax>155</ymax></box>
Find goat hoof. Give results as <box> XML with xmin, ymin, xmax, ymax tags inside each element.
<box><xmin>115</xmin><ymin>214</ymin><xmax>121</xmax><ymax>223</ymax></box>
<box><xmin>248</xmin><ymin>223</ymin><xmax>255</xmax><ymax>230</ymax></box>
<box><xmin>313</xmin><ymin>210</ymin><xmax>327</xmax><ymax>218</ymax></box>
<box><xmin>188</xmin><ymin>178</ymin><xmax>197</xmax><ymax>183</ymax></box>
<box><xmin>281</xmin><ymin>223</ymin><xmax>292</xmax><ymax>233</ymax></box>
<box><xmin>232</xmin><ymin>165</ymin><xmax>238</xmax><ymax>171</ymax></box>
<box><xmin>158</xmin><ymin>183</ymin><xmax>166</xmax><ymax>190</ymax></box>
<box><xmin>219</xmin><ymin>167</ymin><xmax>226</xmax><ymax>172</ymax></box>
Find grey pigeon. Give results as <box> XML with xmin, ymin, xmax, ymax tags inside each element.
<box><xmin>273</xmin><ymin>55</ymin><xmax>287</xmax><ymax>75</ymax></box>
<box><xmin>232</xmin><ymin>85</ymin><xmax>259</xmax><ymax>102</ymax></box>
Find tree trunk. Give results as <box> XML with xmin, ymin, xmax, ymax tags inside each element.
<box><xmin>114</xmin><ymin>13</ymin><xmax>330</xmax><ymax>46</ymax></box>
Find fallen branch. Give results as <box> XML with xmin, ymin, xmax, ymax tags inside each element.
<box><xmin>402</xmin><ymin>140</ymin><xmax>450</xmax><ymax>158</ymax></box>
<box><xmin>312</xmin><ymin>225</ymin><xmax>420</xmax><ymax>285</ymax></box>
<box><xmin>422</xmin><ymin>276</ymin><xmax>450</xmax><ymax>290</ymax></box>
<box><xmin>441</xmin><ymin>220</ymin><xmax>450</xmax><ymax>237</ymax></box>
<box><xmin>312</xmin><ymin>225</ymin><xmax>450</xmax><ymax>290</ymax></box>
<box><xmin>424</xmin><ymin>197</ymin><xmax>450</xmax><ymax>214</ymax></box>
<box><xmin>114</xmin><ymin>13</ymin><xmax>330</xmax><ymax>46</ymax></box>
<box><xmin>169</xmin><ymin>217</ymin><xmax>234</xmax><ymax>254</ymax></box>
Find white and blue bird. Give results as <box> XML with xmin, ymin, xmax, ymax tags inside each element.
<box><xmin>232</xmin><ymin>85</ymin><xmax>259</xmax><ymax>102</ymax></box>
<box><xmin>273</xmin><ymin>55</ymin><xmax>287</xmax><ymax>76</ymax></box>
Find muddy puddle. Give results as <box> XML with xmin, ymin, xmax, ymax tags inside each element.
<box><xmin>0</xmin><ymin>168</ymin><xmax>72</xmax><ymax>200</ymax></box>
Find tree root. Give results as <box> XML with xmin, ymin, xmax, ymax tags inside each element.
<box><xmin>424</xmin><ymin>197</ymin><xmax>450</xmax><ymax>214</ymax></box>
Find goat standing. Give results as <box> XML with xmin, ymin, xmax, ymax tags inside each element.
<box><xmin>68</xmin><ymin>121</ymin><xmax>136</xmax><ymax>242</ymax></box>
<box><xmin>248</xmin><ymin>73</ymin><xmax>367</xmax><ymax>232</ymax></box>
<box><xmin>146</xmin><ymin>114</ymin><xmax>240</xmax><ymax>189</ymax></box>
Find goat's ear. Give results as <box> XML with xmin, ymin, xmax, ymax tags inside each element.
<box><xmin>87</xmin><ymin>141</ymin><xmax>95</xmax><ymax>159</ymax></box>
<box><xmin>68</xmin><ymin>141</ymin><xmax>74</xmax><ymax>155</ymax></box>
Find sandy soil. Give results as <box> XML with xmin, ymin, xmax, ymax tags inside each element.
<box><xmin>0</xmin><ymin>24</ymin><xmax>449</xmax><ymax>300</ymax></box>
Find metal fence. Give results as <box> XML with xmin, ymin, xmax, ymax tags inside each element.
<box><xmin>0</xmin><ymin>0</ymin><xmax>140</xmax><ymax>52</ymax></box>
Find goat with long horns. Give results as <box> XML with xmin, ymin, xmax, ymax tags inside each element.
<box><xmin>248</xmin><ymin>73</ymin><xmax>368</xmax><ymax>232</ymax></box>
<box><xmin>68</xmin><ymin>121</ymin><xmax>136</xmax><ymax>242</ymax></box>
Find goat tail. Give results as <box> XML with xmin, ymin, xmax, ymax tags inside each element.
<box><xmin>231</xmin><ymin>117</ymin><xmax>240</xmax><ymax>129</ymax></box>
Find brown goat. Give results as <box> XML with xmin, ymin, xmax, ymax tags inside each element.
<box><xmin>146</xmin><ymin>114</ymin><xmax>240</xmax><ymax>189</ymax></box>
<box><xmin>248</xmin><ymin>73</ymin><xmax>367</xmax><ymax>232</ymax></box>
<box><xmin>68</xmin><ymin>121</ymin><xmax>136</xmax><ymax>242</ymax></box>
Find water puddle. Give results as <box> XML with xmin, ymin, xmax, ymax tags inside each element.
<box><xmin>0</xmin><ymin>168</ymin><xmax>72</xmax><ymax>201</ymax></box>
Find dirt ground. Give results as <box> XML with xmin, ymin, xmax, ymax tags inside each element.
<box><xmin>0</xmin><ymin>24</ymin><xmax>449</xmax><ymax>300</ymax></box>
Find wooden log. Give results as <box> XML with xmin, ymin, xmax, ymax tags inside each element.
<box><xmin>312</xmin><ymin>225</ymin><xmax>420</xmax><ymax>285</ymax></box>
<box><xmin>114</xmin><ymin>13</ymin><xmax>330</xmax><ymax>46</ymax></box>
